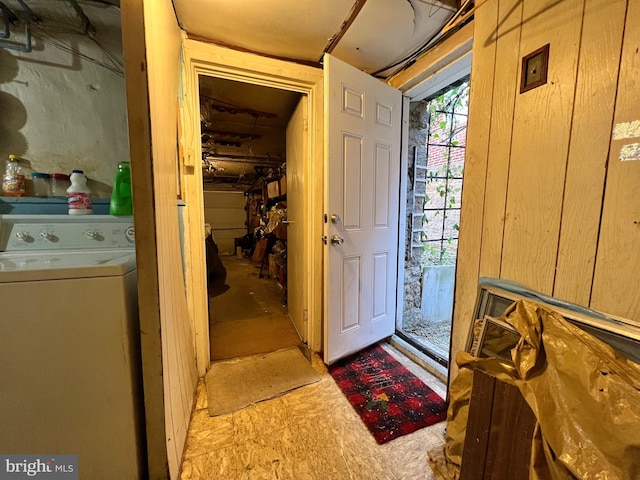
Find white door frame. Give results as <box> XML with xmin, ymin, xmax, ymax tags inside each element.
<box><xmin>180</xmin><ymin>39</ymin><xmax>324</xmax><ymax>375</ymax></box>
<box><xmin>386</xmin><ymin>19</ymin><xmax>473</xmax><ymax>386</ymax></box>
<box><xmin>394</xmin><ymin>52</ymin><xmax>473</xmax><ymax>334</ymax></box>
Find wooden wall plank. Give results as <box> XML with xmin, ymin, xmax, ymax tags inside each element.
<box><xmin>483</xmin><ymin>378</ymin><xmax>537</xmax><ymax>479</ymax></box>
<box><xmin>591</xmin><ymin>0</ymin><xmax>640</xmax><ymax>321</ymax></box>
<box><xmin>460</xmin><ymin>370</ymin><xmax>496</xmax><ymax>480</ymax></box>
<box><xmin>479</xmin><ymin>0</ymin><xmax>524</xmax><ymax>278</ymax></box>
<box><xmin>460</xmin><ymin>370</ymin><xmax>537</xmax><ymax>479</ymax></box>
<box><xmin>553</xmin><ymin>0</ymin><xmax>627</xmax><ymax>306</ymax></box>
<box><xmin>450</xmin><ymin>0</ymin><xmax>499</xmax><ymax>382</ymax></box>
<box><xmin>120</xmin><ymin>1</ymin><xmax>169</xmax><ymax>477</ymax></box>
<box><xmin>501</xmin><ymin>0</ymin><xmax>584</xmax><ymax>294</ymax></box>
<box><xmin>148</xmin><ymin>8</ymin><xmax>199</xmax><ymax>471</ymax></box>
<box><xmin>122</xmin><ymin>0</ymin><xmax>199</xmax><ymax>477</ymax></box>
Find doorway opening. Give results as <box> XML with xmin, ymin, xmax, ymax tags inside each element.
<box><xmin>197</xmin><ymin>74</ymin><xmax>305</xmax><ymax>361</ymax></box>
<box><xmin>397</xmin><ymin>77</ymin><xmax>470</xmax><ymax>368</ymax></box>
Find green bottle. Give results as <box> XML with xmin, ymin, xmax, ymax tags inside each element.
<box><xmin>110</xmin><ymin>162</ymin><xmax>133</xmax><ymax>216</ymax></box>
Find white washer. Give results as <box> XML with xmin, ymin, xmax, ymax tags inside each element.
<box><xmin>0</xmin><ymin>215</ymin><xmax>144</xmax><ymax>480</ymax></box>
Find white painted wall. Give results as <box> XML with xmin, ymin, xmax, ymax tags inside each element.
<box><xmin>203</xmin><ymin>190</ymin><xmax>246</xmax><ymax>254</ymax></box>
<box><xmin>0</xmin><ymin>1</ymin><xmax>128</xmax><ymax>198</ymax></box>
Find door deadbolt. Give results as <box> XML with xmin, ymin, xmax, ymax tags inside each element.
<box><xmin>331</xmin><ymin>214</ymin><xmax>340</xmax><ymax>224</ymax></box>
<box><xmin>330</xmin><ymin>235</ymin><xmax>344</xmax><ymax>245</ymax></box>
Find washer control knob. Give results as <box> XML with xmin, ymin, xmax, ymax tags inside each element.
<box><xmin>86</xmin><ymin>230</ymin><xmax>98</xmax><ymax>239</ymax></box>
<box><xmin>15</xmin><ymin>232</ymin><xmax>30</xmax><ymax>241</ymax></box>
<box><xmin>125</xmin><ymin>226</ymin><xmax>135</xmax><ymax>243</ymax></box>
<box><xmin>39</xmin><ymin>231</ymin><xmax>53</xmax><ymax>240</ymax></box>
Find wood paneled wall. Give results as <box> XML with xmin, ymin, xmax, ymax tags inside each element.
<box><xmin>453</xmin><ymin>0</ymin><xmax>639</xmax><ymax>379</ymax></box>
<box><xmin>122</xmin><ymin>1</ymin><xmax>198</xmax><ymax>478</ymax></box>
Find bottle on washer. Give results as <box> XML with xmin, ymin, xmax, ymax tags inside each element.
<box><xmin>2</xmin><ymin>154</ymin><xmax>26</xmax><ymax>197</ymax></box>
<box><xmin>109</xmin><ymin>161</ymin><xmax>133</xmax><ymax>216</ymax></box>
<box><xmin>67</xmin><ymin>169</ymin><xmax>93</xmax><ymax>215</ymax></box>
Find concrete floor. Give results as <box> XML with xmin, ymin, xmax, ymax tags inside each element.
<box><xmin>401</xmin><ymin>308</ymin><xmax>452</xmax><ymax>361</ymax></box>
<box><xmin>209</xmin><ymin>256</ymin><xmax>301</xmax><ymax>360</ymax></box>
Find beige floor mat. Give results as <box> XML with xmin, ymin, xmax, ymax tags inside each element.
<box><xmin>205</xmin><ymin>347</ymin><xmax>321</xmax><ymax>417</ymax></box>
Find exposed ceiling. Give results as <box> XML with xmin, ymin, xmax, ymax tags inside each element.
<box><xmin>174</xmin><ymin>0</ymin><xmax>459</xmax><ymax>76</ymax></box>
<box><xmin>174</xmin><ymin>0</ymin><xmax>463</xmax><ymax>189</ymax></box>
<box><xmin>199</xmin><ymin>77</ymin><xmax>301</xmax><ymax>189</ymax></box>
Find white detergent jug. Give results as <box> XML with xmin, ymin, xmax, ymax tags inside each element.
<box><xmin>67</xmin><ymin>169</ymin><xmax>93</xmax><ymax>215</ymax></box>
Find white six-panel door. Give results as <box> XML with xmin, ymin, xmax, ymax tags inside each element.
<box><xmin>324</xmin><ymin>54</ymin><xmax>402</xmax><ymax>364</ymax></box>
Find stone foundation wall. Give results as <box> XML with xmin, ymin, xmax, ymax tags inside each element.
<box><xmin>402</xmin><ymin>101</ymin><xmax>431</xmax><ymax>316</ymax></box>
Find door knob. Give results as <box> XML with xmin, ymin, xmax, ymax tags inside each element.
<box><xmin>330</xmin><ymin>235</ymin><xmax>344</xmax><ymax>245</ymax></box>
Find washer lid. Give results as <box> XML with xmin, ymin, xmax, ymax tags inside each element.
<box><xmin>0</xmin><ymin>250</ymin><xmax>136</xmax><ymax>283</ymax></box>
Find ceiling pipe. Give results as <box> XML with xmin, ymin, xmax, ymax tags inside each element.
<box><xmin>200</xmin><ymin>94</ymin><xmax>277</xmax><ymax>119</ymax></box>
<box><xmin>0</xmin><ymin>2</ymin><xmax>18</xmax><ymax>39</ymax></box>
<box><xmin>202</xmin><ymin>120</ymin><xmax>283</xmax><ymax>130</ymax></box>
<box><xmin>0</xmin><ymin>0</ymin><xmax>40</xmax><ymax>52</ymax></box>
<box><xmin>204</xmin><ymin>155</ymin><xmax>283</xmax><ymax>166</ymax></box>
<box><xmin>202</xmin><ymin>131</ymin><xmax>262</xmax><ymax>141</ymax></box>
<box><xmin>202</xmin><ymin>174</ymin><xmax>259</xmax><ymax>185</ymax></box>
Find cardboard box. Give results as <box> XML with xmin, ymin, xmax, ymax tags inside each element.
<box><xmin>252</xmin><ymin>238</ymin><xmax>268</xmax><ymax>263</ymax></box>
<box><xmin>274</xmin><ymin>222</ymin><xmax>287</xmax><ymax>240</ymax></box>
<box><xmin>267</xmin><ymin>181</ymin><xmax>280</xmax><ymax>198</ymax></box>
<box><xmin>279</xmin><ymin>175</ymin><xmax>287</xmax><ymax>196</ymax></box>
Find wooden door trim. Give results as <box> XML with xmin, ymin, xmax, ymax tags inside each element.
<box><xmin>181</xmin><ymin>40</ymin><xmax>324</xmax><ymax>375</ymax></box>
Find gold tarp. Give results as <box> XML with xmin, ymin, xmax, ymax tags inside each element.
<box><xmin>429</xmin><ymin>300</ymin><xmax>640</xmax><ymax>479</ymax></box>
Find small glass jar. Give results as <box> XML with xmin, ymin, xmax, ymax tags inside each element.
<box><xmin>2</xmin><ymin>154</ymin><xmax>26</xmax><ymax>197</ymax></box>
<box><xmin>31</xmin><ymin>172</ymin><xmax>51</xmax><ymax>197</ymax></box>
<box><xmin>50</xmin><ymin>173</ymin><xmax>71</xmax><ymax>197</ymax></box>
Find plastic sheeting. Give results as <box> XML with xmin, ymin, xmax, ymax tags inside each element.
<box><xmin>429</xmin><ymin>300</ymin><xmax>640</xmax><ymax>480</ymax></box>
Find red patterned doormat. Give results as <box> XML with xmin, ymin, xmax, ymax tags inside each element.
<box><xmin>329</xmin><ymin>344</ymin><xmax>447</xmax><ymax>444</ymax></box>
